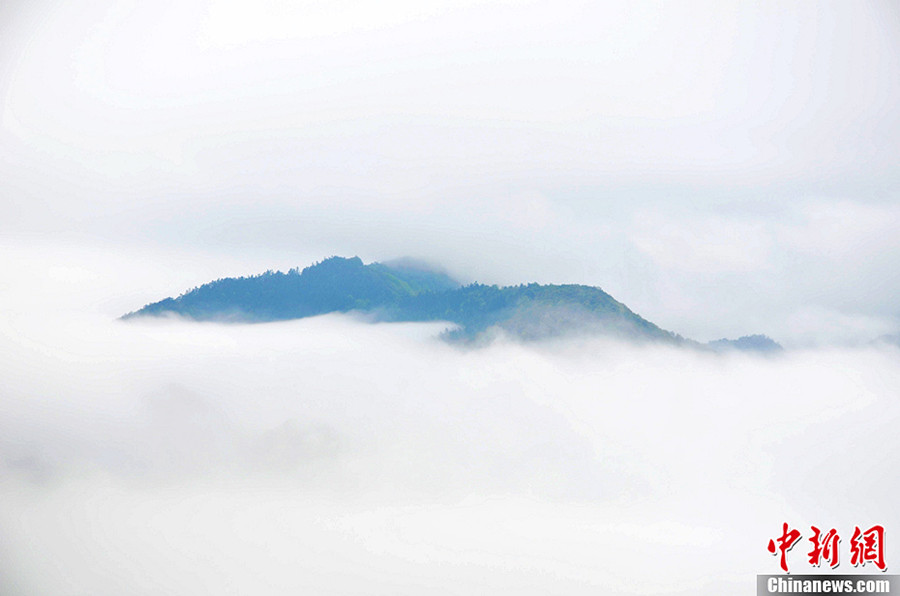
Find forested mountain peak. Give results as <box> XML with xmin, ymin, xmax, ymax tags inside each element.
<box><xmin>123</xmin><ymin>256</ymin><xmax>779</xmax><ymax>350</ymax></box>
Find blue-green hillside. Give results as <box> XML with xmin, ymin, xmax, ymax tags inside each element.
<box><xmin>123</xmin><ymin>256</ymin><xmax>776</xmax><ymax>349</ymax></box>
<box><xmin>123</xmin><ymin>256</ymin><xmax>459</xmax><ymax>323</ymax></box>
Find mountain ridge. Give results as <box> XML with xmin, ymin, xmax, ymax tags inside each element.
<box><xmin>122</xmin><ymin>256</ymin><xmax>779</xmax><ymax>351</ymax></box>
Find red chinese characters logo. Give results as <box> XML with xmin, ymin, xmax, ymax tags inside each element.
<box><xmin>808</xmin><ymin>526</ymin><xmax>840</xmax><ymax>569</ymax></box>
<box><xmin>768</xmin><ymin>523</ymin><xmax>802</xmax><ymax>573</ymax></box>
<box><xmin>768</xmin><ymin>523</ymin><xmax>886</xmax><ymax>573</ymax></box>
<box><xmin>850</xmin><ymin>525</ymin><xmax>886</xmax><ymax>571</ymax></box>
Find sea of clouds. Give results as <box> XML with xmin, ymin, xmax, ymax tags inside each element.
<box><xmin>2</xmin><ymin>243</ymin><xmax>899</xmax><ymax>595</ymax></box>
<box><xmin>3</xmin><ymin>1</ymin><xmax>899</xmax><ymax>592</ymax></box>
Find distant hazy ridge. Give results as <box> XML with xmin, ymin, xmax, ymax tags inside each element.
<box><xmin>123</xmin><ymin>256</ymin><xmax>779</xmax><ymax>350</ymax></box>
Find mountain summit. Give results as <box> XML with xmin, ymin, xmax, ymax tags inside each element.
<box><xmin>123</xmin><ymin>256</ymin><xmax>777</xmax><ymax>349</ymax></box>
<box><xmin>123</xmin><ymin>256</ymin><xmax>459</xmax><ymax>322</ymax></box>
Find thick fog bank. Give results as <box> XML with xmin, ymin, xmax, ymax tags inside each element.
<box><xmin>1</xmin><ymin>296</ymin><xmax>898</xmax><ymax>594</ymax></box>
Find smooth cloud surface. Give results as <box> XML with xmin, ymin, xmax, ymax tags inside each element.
<box><xmin>1</xmin><ymin>245</ymin><xmax>899</xmax><ymax>595</ymax></box>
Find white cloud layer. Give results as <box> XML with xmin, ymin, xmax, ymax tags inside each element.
<box><xmin>1</xmin><ymin>245</ymin><xmax>899</xmax><ymax>594</ymax></box>
<box><xmin>1</xmin><ymin>1</ymin><xmax>899</xmax><ymax>587</ymax></box>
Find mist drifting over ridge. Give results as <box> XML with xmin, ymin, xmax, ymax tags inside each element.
<box><xmin>2</xmin><ymin>0</ymin><xmax>900</xmax><ymax>346</ymax></box>
<box><xmin>120</xmin><ymin>255</ymin><xmax>786</xmax><ymax>351</ymax></box>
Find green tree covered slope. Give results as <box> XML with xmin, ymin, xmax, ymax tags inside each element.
<box><xmin>124</xmin><ymin>256</ymin><xmax>775</xmax><ymax>348</ymax></box>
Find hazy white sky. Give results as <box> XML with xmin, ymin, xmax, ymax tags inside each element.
<box><xmin>2</xmin><ymin>0</ymin><xmax>899</xmax><ymax>340</ymax></box>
